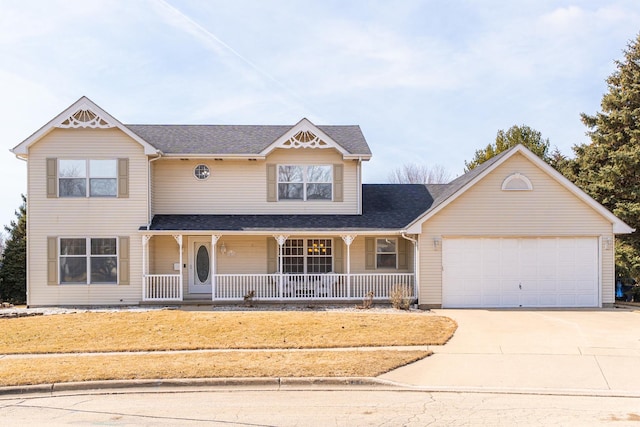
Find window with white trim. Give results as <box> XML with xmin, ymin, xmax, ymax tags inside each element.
<box><xmin>59</xmin><ymin>159</ymin><xmax>117</xmax><ymax>197</ymax></box>
<box><xmin>278</xmin><ymin>165</ymin><xmax>332</xmax><ymax>200</ymax></box>
<box><xmin>282</xmin><ymin>238</ymin><xmax>333</xmax><ymax>273</ymax></box>
<box><xmin>376</xmin><ymin>238</ymin><xmax>397</xmax><ymax>268</ymax></box>
<box><xmin>59</xmin><ymin>238</ymin><xmax>117</xmax><ymax>284</ymax></box>
<box><xmin>194</xmin><ymin>164</ymin><xmax>210</xmax><ymax>180</ymax></box>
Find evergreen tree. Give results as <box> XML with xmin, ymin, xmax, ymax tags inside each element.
<box><xmin>465</xmin><ymin>124</ymin><xmax>551</xmax><ymax>172</ymax></box>
<box><xmin>572</xmin><ymin>33</ymin><xmax>640</xmax><ymax>282</ymax></box>
<box><xmin>0</xmin><ymin>195</ymin><xmax>27</xmax><ymax>303</ymax></box>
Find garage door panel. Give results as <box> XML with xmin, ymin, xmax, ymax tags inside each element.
<box><xmin>521</xmin><ymin>294</ymin><xmax>541</xmax><ymax>307</ymax></box>
<box><xmin>577</xmin><ymin>294</ymin><xmax>597</xmax><ymax>306</ymax></box>
<box><xmin>538</xmin><ymin>294</ymin><xmax>557</xmax><ymax>306</ymax></box>
<box><xmin>576</xmin><ymin>279</ymin><xmax>597</xmax><ymax>291</ymax></box>
<box><xmin>443</xmin><ymin>237</ymin><xmax>599</xmax><ymax>308</ymax></box>
<box><xmin>500</xmin><ymin>293</ymin><xmax>521</xmax><ymax>306</ymax></box>
<box><xmin>539</xmin><ymin>279</ymin><xmax>556</xmax><ymax>292</ymax></box>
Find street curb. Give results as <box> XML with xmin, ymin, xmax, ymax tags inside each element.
<box><xmin>2</xmin><ymin>377</ymin><xmax>640</xmax><ymax>399</ymax></box>
<box><xmin>0</xmin><ymin>384</ymin><xmax>53</xmax><ymax>396</ymax></box>
<box><xmin>0</xmin><ymin>377</ymin><xmax>394</xmax><ymax>396</ymax></box>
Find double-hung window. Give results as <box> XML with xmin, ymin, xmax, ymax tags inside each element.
<box><xmin>278</xmin><ymin>165</ymin><xmax>332</xmax><ymax>200</ymax></box>
<box><xmin>59</xmin><ymin>238</ymin><xmax>118</xmax><ymax>284</ymax></box>
<box><xmin>59</xmin><ymin>159</ymin><xmax>117</xmax><ymax>197</ymax></box>
<box><xmin>282</xmin><ymin>238</ymin><xmax>333</xmax><ymax>273</ymax></box>
<box><xmin>376</xmin><ymin>238</ymin><xmax>397</xmax><ymax>268</ymax></box>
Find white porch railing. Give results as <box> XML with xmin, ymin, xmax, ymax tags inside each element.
<box><xmin>142</xmin><ymin>273</ymin><xmax>415</xmax><ymax>302</ymax></box>
<box><xmin>214</xmin><ymin>273</ymin><xmax>415</xmax><ymax>301</ymax></box>
<box><xmin>143</xmin><ymin>274</ymin><xmax>182</xmax><ymax>301</ymax></box>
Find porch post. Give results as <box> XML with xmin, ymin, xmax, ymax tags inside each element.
<box><xmin>274</xmin><ymin>235</ymin><xmax>289</xmax><ymax>299</ymax></box>
<box><xmin>172</xmin><ymin>234</ymin><xmax>183</xmax><ymax>300</ymax></box>
<box><xmin>142</xmin><ymin>235</ymin><xmax>152</xmax><ymax>301</ymax></box>
<box><xmin>211</xmin><ymin>235</ymin><xmax>221</xmax><ymax>301</ymax></box>
<box><xmin>341</xmin><ymin>235</ymin><xmax>355</xmax><ymax>299</ymax></box>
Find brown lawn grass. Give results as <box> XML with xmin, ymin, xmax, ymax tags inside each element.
<box><xmin>0</xmin><ymin>310</ymin><xmax>456</xmax><ymax>387</ymax></box>
<box><xmin>0</xmin><ymin>350</ymin><xmax>430</xmax><ymax>387</ymax></box>
<box><xmin>0</xmin><ymin>310</ymin><xmax>457</xmax><ymax>354</ymax></box>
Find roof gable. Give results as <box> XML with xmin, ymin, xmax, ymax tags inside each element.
<box><xmin>260</xmin><ymin>118</ymin><xmax>371</xmax><ymax>160</ymax></box>
<box><xmin>406</xmin><ymin>144</ymin><xmax>634</xmax><ymax>234</ymax></box>
<box><xmin>11</xmin><ymin>96</ymin><xmax>159</xmax><ymax>156</ymax></box>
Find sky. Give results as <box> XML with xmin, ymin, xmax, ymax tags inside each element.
<box><xmin>1</xmin><ymin>0</ymin><xmax>639</xmax><ymax>232</ymax></box>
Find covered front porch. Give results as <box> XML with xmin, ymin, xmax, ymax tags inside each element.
<box><xmin>141</xmin><ymin>233</ymin><xmax>418</xmax><ymax>303</ymax></box>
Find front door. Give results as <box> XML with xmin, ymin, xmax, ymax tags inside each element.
<box><xmin>189</xmin><ymin>240</ymin><xmax>212</xmax><ymax>294</ymax></box>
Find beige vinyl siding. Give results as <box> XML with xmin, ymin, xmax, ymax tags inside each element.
<box><xmin>27</xmin><ymin>128</ymin><xmax>148</xmax><ymax>306</ymax></box>
<box><xmin>149</xmin><ymin>235</ymin><xmax>181</xmax><ymax>275</ymax></box>
<box><xmin>602</xmin><ymin>236</ymin><xmax>615</xmax><ymax>304</ymax></box>
<box><xmin>215</xmin><ymin>236</ymin><xmax>268</xmax><ymax>274</ymax></box>
<box><xmin>152</xmin><ymin>148</ymin><xmax>359</xmax><ymax>215</ymax></box>
<box><xmin>420</xmin><ymin>153</ymin><xmax>615</xmax><ymax>307</ymax></box>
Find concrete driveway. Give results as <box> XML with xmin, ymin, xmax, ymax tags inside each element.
<box><xmin>380</xmin><ymin>308</ymin><xmax>640</xmax><ymax>395</ymax></box>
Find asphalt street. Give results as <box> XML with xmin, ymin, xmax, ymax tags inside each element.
<box><xmin>2</xmin><ymin>388</ymin><xmax>640</xmax><ymax>426</ymax></box>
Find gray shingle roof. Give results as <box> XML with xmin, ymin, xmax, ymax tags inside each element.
<box><xmin>143</xmin><ymin>151</ymin><xmax>512</xmax><ymax>233</ymax></box>
<box><xmin>144</xmin><ymin>184</ymin><xmax>433</xmax><ymax>232</ymax></box>
<box><xmin>125</xmin><ymin>124</ymin><xmax>371</xmax><ymax>156</ymax></box>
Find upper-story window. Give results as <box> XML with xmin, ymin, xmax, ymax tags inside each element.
<box><xmin>194</xmin><ymin>164</ymin><xmax>210</xmax><ymax>180</ymax></box>
<box><xmin>59</xmin><ymin>159</ymin><xmax>117</xmax><ymax>197</ymax></box>
<box><xmin>278</xmin><ymin>165</ymin><xmax>332</xmax><ymax>200</ymax></box>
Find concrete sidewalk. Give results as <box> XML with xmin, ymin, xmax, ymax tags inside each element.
<box><xmin>380</xmin><ymin>308</ymin><xmax>640</xmax><ymax>396</ymax></box>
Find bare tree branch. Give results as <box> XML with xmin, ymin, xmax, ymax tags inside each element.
<box><xmin>387</xmin><ymin>163</ymin><xmax>451</xmax><ymax>184</ymax></box>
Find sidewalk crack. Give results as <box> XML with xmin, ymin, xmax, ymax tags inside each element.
<box><xmin>593</xmin><ymin>355</ymin><xmax>611</xmax><ymax>390</ymax></box>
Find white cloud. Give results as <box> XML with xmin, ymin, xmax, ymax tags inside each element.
<box><xmin>1</xmin><ymin>0</ymin><xmax>640</xmax><ymax>226</ymax></box>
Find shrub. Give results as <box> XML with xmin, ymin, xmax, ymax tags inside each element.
<box><xmin>356</xmin><ymin>291</ymin><xmax>374</xmax><ymax>309</ymax></box>
<box><xmin>390</xmin><ymin>284</ymin><xmax>413</xmax><ymax>310</ymax></box>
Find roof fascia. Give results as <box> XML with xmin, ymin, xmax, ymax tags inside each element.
<box><xmin>139</xmin><ymin>229</ymin><xmax>407</xmax><ymax>236</ymax></box>
<box><xmin>515</xmin><ymin>146</ymin><xmax>634</xmax><ymax>234</ymax></box>
<box><xmin>259</xmin><ymin>118</ymin><xmax>352</xmax><ymax>158</ymax></box>
<box><xmin>11</xmin><ymin>96</ymin><xmax>159</xmax><ymax>156</ymax></box>
<box><xmin>406</xmin><ymin>144</ymin><xmax>634</xmax><ymax>234</ymax></box>
<box><xmin>160</xmin><ymin>153</ymin><xmax>267</xmax><ymax>160</ymax></box>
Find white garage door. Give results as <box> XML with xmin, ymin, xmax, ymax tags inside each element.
<box><xmin>442</xmin><ymin>238</ymin><xmax>599</xmax><ymax>308</ymax></box>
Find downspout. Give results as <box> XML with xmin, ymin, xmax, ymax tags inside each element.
<box><xmin>147</xmin><ymin>153</ymin><xmax>162</xmax><ymax>230</ymax></box>
<box><xmin>401</xmin><ymin>233</ymin><xmax>419</xmax><ymax>307</ymax></box>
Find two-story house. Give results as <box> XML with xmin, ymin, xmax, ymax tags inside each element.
<box><xmin>11</xmin><ymin>97</ymin><xmax>633</xmax><ymax>308</ymax></box>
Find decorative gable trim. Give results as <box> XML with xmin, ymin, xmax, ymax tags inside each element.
<box><xmin>56</xmin><ymin>104</ymin><xmax>115</xmax><ymax>129</ymax></box>
<box><xmin>11</xmin><ymin>96</ymin><xmax>159</xmax><ymax>157</ymax></box>
<box><xmin>405</xmin><ymin>145</ymin><xmax>635</xmax><ymax>235</ymax></box>
<box><xmin>261</xmin><ymin>118</ymin><xmax>352</xmax><ymax>159</ymax></box>
<box><xmin>281</xmin><ymin>130</ymin><xmax>330</xmax><ymax>149</ymax></box>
